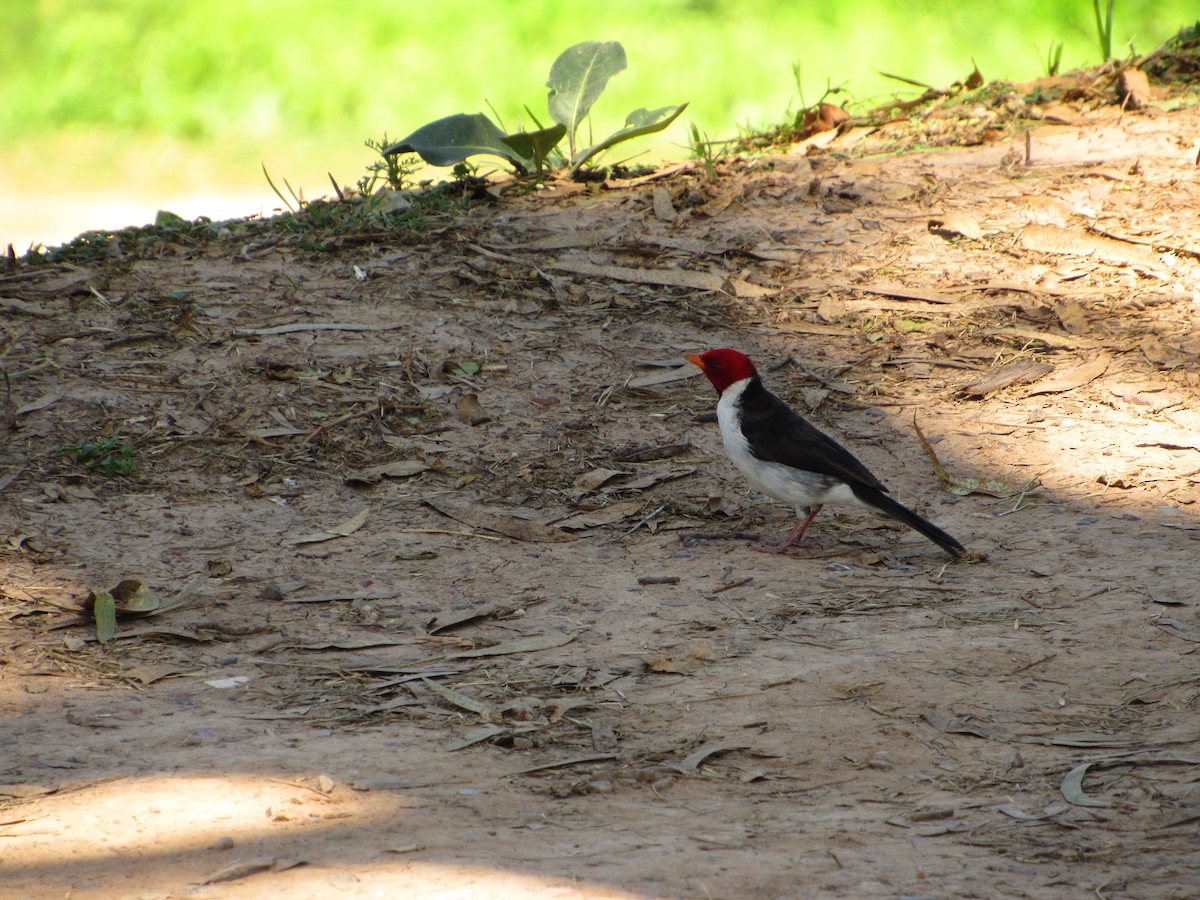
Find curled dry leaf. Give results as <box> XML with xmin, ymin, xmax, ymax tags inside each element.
<box><xmin>288</xmin><ymin>508</ymin><xmax>370</xmax><ymax>545</ymax></box>
<box><xmin>927</xmin><ymin>215</ymin><xmax>983</xmax><ymax>241</ymax></box>
<box><xmin>801</xmin><ymin>102</ymin><xmax>849</xmax><ymax>136</ymax></box>
<box><xmin>646</xmin><ymin>642</ymin><xmax>712</xmax><ymax>674</ymax></box>
<box><xmin>1061</xmin><ymin>762</ymin><xmax>1109</xmax><ymax>808</ymax></box>
<box><xmin>1118</xmin><ymin>68</ymin><xmax>1151</xmax><ymax>109</ymax></box>
<box><xmin>913</xmin><ymin>414</ymin><xmax>1033</xmax><ymax>498</ymax></box>
<box><xmin>573</xmin><ymin>468</ymin><xmax>629</xmax><ymax>492</ymax></box>
<box><xmin>456</xmin><ymin>392</ymin><xmax>491</xmax><ymax>425</ymax></box>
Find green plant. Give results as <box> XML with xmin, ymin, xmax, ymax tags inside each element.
<box><xmin>1093</xmin><ymin>0</ymin><xmax>1115</xmax><ymax>60</ymax></box>
<box><xmin>1043</xmin><ymin>41</ymin><xmax>1064</xmax><ymax>75</ymax></box>
<box><xmin>381</xmin><ymin>41</ymin><xmax>687</xmax><ymax>177</ymax></box>
<box><xmin>262</xmin><ymin>163</ymin><xmax>306</xmax><ymax>213</ymax></box>
<box><xmin>686</xmin><ymin>122</ymin><xmax>735</xmax><ymax>178</ymax></box>
<box><xmin>361</xmin><ymin>135</ymin><xmax>418</xmax><ymax>193</ymax></box>
<box><xmin>56</xmin><ymin>437</ymin><xmax>135</xmax><ymax>476</ymax></box>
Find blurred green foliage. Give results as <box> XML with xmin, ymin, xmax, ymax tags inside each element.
<box><xmin>3</xmin><ymin>0</ymin><xmax>1192</xmax><ymax>146</ymax></box>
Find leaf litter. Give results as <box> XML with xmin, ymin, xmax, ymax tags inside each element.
<box><xmin>3</xmin><ymin>57</ymin><xmax>1200</xmax><ymax>897</ymax></box>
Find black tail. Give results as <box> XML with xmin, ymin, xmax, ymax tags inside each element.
<box><xmin>855</xmin><ymin>486</ymin><xmax>965</xmax><ymax>557</ymax></box>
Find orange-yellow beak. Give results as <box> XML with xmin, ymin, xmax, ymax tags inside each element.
<box><xmin>683</xmin><ymin>352</ymin><xmax>705</xmax><ymax>371</ymax></box>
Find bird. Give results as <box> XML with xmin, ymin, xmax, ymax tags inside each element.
<box><xmin>685</xmin><ymin>348</ymin><xmax>965</xmax><ymax>558</ymax></box>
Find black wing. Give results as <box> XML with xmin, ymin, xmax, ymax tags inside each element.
<box><xmin>737</xmin><ymin>377</ymin><xmax>890</xmax><ymax>493</ymax></box>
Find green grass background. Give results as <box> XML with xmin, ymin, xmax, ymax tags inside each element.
<box><xmin>2</xmin><ymin>1</ymin><xmax>1194</xmax><ymax>243</ymax></box>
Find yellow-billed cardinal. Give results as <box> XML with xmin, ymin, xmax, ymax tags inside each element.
<box><xmin>685</xmin><ymin>348</ymin><xmax>964</xmax><ymax>557</ymax></box>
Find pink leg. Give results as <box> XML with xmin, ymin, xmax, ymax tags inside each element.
<box><xmin>754</xmin><ymin>505</ymin><xmax>822</xmax><ymax>555</ymax></box>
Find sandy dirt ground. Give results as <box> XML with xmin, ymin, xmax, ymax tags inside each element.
<box><xmin>3</xmin><ymin>92</ymin><xmax>1200</xmax><ymax>899</ymax></box>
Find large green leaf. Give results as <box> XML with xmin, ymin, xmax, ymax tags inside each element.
<box><xmin>382</xmin><ymin>113</ymin><xmax>532</xmax><ymax>172</ymax></box>
<box><xmin>500</xmin><ymin>123</ymin><xmax>567</xmax><ymax>172</ymax></box>
<box><xmin>571</xmin><ymin>102</ymin><xmax>689</xmax><ymax>173</ymax></box>
<box><xmin>546</xmin><ymin>41</ymin><xmax>627</xmax><ymax>143</ymax></box>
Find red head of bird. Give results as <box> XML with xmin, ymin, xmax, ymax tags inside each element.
<box><xmin>684</xmin><ymin>348</ymin><xmax>758</xmax><ymax>394</ymax></box>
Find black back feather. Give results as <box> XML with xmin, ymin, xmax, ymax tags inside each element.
<box><xmin>732</xmin><ymin>376</ymin><xmax>965</xmax><ymax>557</ymax></box>
<box><xmin>736</xmin><ymin>377</ymin><xmax>889</xmax><ymax>493</ymax></box>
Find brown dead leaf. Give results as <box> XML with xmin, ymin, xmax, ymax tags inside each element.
<box><xmin>1118</xmin><ymin>68</ymin><xmax>1151</xmax><ymax>109</ymax></box>
<box><xmin>613</xmin><ymin>442</ymin><xmax>690</xmax><ymax>463</ymax></box>
<box><xmin>556</xmin><ymin>500</ymin><xmax>644</xmax><ymax>530</ymax></box>
<box><xmin>1020</xmin><ymin>223</ymin><xmax>1169</xmax><ymax>278</ymax></box>
<box><xmin>801</xmin><ymin>102</ymin><xmax>849</xmax><ymax>136</ymax></box>
<box><xmin>203</xmin><ymin>858</ymin><xmax>293</xmax><ymax>885</ymax></box>
<box><xmin>573</xmin><ymin>468</ymin><xmax>629</xmax><ymax>493</ymax></box>
<box><xmin>456</xmin><ymin>393</ymin><xmax>491</xmax><ymax>425</ymax></box>
<box><xmin>425</xmin><ymin>498</ymin><xmax>577</xmax><ymax>543</ymax></box>
<box><xmin>288</xmin><ymin>508</ymin><xmax>369</xmax><ymax>545</ymax></box>
<box><xmin>446</xmin><ymin>631</ymin><xmax>580</xmax><ymax>659</ymax></box>
<box><xmin>857</xmin><ymin>282</ymin><xmax>963</xmax><ymax>305</ymax></box>
<box><xmin>652</xmin><ymin>186</ymin><xmax>676</xmax><ymax>222</ymax></box>
<box><xmin>346</xmin><ymin>459</ymin><xmax>430</xmax><ymax>485</ymax></box>
<box><xmin>627</xmin><ymin>367</ymin><xmax>697</xmax><ymax>389</ymax></box>
<box><xmin>1154</xmin><ymin>618</ymin><xmax>1200</xmax><ymax>643</ymax></box>
<box><xmin>646</xmin><ymin>642</ymin><xmax>713</xmax><ymax>674</ymax></box>
<box><xmin>928</xmin><ymin>215</ymin><xmax>983</xmax><ymax>241</ymax></box>
<box><xmin>604</xmin><ymin>467</ymin><xmax>695</xmax><ymax>493</ymax></box>
<box><xmin>16</xmin><ymin>392</ymin><xmax>64</xmax><ymax>417</ymax></box>
<box><xmin>551</xmin><ymin>259</ymin><xmax>727</xmax><ymax>292</ymax></box>
<box><xmin>913</xmin><ymin>415</ymin><xmax>1032</xmax><ymax>498</ymax></box>
<box><xmin>1139</xmin><ymin>335</ymin><xmax>1183</xmax><ymax>369</ymax></box>
<box><xmin>1027</xmin><ymin>352</ymin><xmax>1110</xmax><ymax>395</ymax></box>
<box><xmin>1052</xmin><ymin>300</ymin><xmax>1088</xmax><ymax>334</ymax></box>
<box><xmin>670</xmin><ymin>740</ymin><xmax>747</xmax><ymax>774</ymax></box>
<box><xmin>959</xmin><ymin>358</ymin><xmax>1055</xmax><ymax>397</ymax></box>
<box><xmin>1061</xmin><ymin>762</ymin><xmax>1110</xmax><ymax>808</ymax></box>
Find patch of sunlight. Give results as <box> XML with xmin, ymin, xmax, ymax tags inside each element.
<box><xmin>3</xmin><ymin>774</ymin><xmax>640</xmax><ymax>898</ymax></box>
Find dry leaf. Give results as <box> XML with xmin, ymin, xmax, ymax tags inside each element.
<box><xmin>551</xmin><ymin>259</ymin><xmax>727</xmax><ymax>292</ymax></box>
<box><xmin>670</xmin><ymin>741</ymin><xmax>746</xmax><ymax>774</ymax></box>
<box><xmin>960</xmin><ymin>359</ymin><xmax>1055</xmax><ymax>396</ymax></box>
<box><xmin>573</xmin><ymin>468</ymin><xmax>628</xmax><ymax>492</ymax></box>
<box><xmin>16</xmin><ymin>392</ymin><xmax>64</xmax><ymax>416</ymax></box>
<box><xmin>1020</xmin><ymin>224</ymin><xmax>1168</xmax><ymax>277</ymax></box>
<box><xmin>913</xmin><ymin>415</ymin><xmax>1033</xmax><ymax>498</ymax></box>
<box><xmin>556</xmin><ymin>500</ymin><xmax>644</xmax><ymax>530</ymax></box>
<box><xmin>627</xmin><ymin>367</ymin><xmax>698</xmax><ymax>389</ymax></box>
<box><xmin>1061</xmin><ymin>762</ymin><xmax>1109</xmax><ymax>808</ymax></box>
<box><xmin>456</xmin><ymin>393</ymin><xmax>491</xmax><ymax>425</ymax></box>
<box><xmin>1052</xmin><ymin>300</ymin><xmax>1088</xmax><ymax>334</ymax></box>
<box><xmin>604</xmin><ymin>467</ymin><xmax>695</xmax><ymax>493</ymax></box>
<box><xmin>446</xmin><ymin>631</ymin><xmax>580</xmax><ymax>659</ymax></box>
<box><xmin>928</xmin><ymin>215</ymin><xmax>983</xmax><ymax>241</ymax></box>
<box><xmin>425</xmin><ymin>499</ymin><xmax>577</xmax><ymax>543</ymax></box>
<box><xmin>346</xmin><ymin>459</ymin><xmax>430</xmax><ymax>485</ymax></box>
<box><xmin>652</xmin><ymin>186</ymin><xmax>676</xmax><ymax>222</ymax></box>
<box><xmin>646</xmin><ymin>642</ymin><xmax>712</xmax><ymax>674</ymax></box>
<box><xmin>1027</xmin><ymin>352</ymin><xmax>1110</xmax><ymax>395</ymax></box>
<box><xmin>288</xmin><ymin>508</ymin><xmax>370</xmax><ymax>545</ymax></box>
<box><xmin>1117</xmin><ymin>68</ymin><xmax>1151</xmax><ymax>109</ymax></box>
<box><xmin>857</xmin><ymin>282</ymin><xmax>963</xmax><ymax>305</ymax></box>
